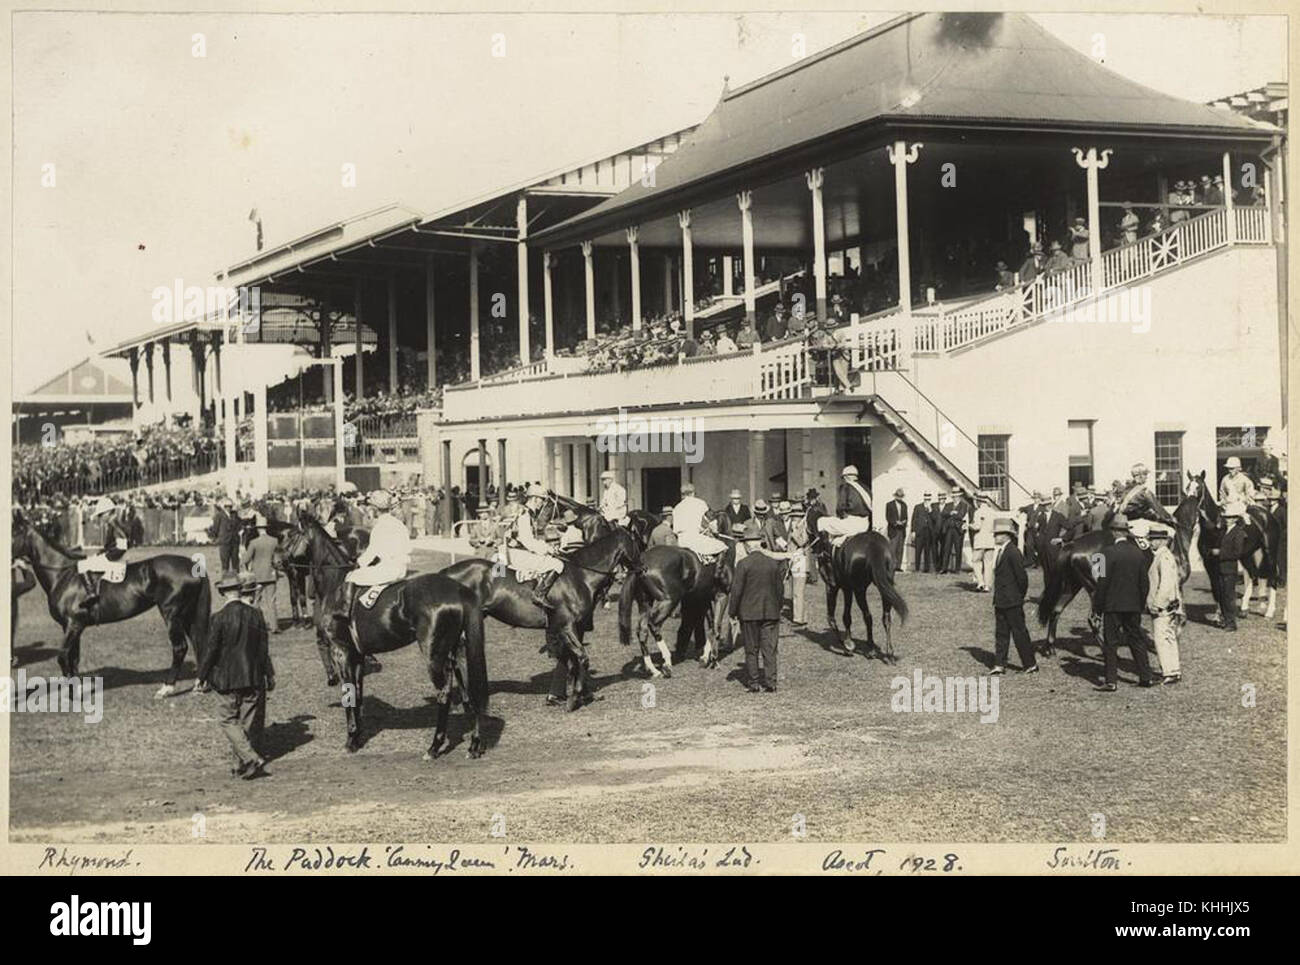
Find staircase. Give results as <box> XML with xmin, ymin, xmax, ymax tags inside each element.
<box><xmin>858</xmin><ymin>391</ymin><xmax>982</xmax><ymax>495</ymax></box>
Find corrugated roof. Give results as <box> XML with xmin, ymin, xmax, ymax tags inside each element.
<box><xmin>539</xmin><ymin>12</ymin><xmax>1273</xmax><ymax>244</ymax></box>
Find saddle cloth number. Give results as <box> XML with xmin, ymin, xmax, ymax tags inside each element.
<box><xmin>358</xmin><ymin>584</ymin><xmax>388</xmax><ymax>609</ymax></box>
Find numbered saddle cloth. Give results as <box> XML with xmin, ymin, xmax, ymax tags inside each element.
<box><xmin>76</xmin><ymin>555</ymin><xmax>127</xmax><ymax>583</ymax></box>
<box><xmin>503</xmin><ymin>547</ymin><xmax>565</xmax><ymax>584</ymax></box>
<box><xmin>357</xmin><ymin>584</ymin><xmax>391</xmax><ymax>609</ymax></box>
<box><xmin>677</xmin><ymin>531</ymin><xmax>726</xmax><ymax>562</ymax></box>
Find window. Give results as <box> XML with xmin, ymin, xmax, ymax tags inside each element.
<box><xmin>978</xmin><ymin>435</ymin><xmax>1010</xmax><ymax>509</ymax></box>
<box><xmin>1154</xmin><ymin>431</ymin><xmax>1184</xmax><ymax>506</ymax></box>
<box><xmin>1067</xmin><ymin>420</ymin><xmax>1094</xmax><ymax>490</ymax></box>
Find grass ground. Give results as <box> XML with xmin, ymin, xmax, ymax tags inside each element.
<box><xmin>7</xmin><ymin>544</ymin><xmax>1286</xmax><ymax>843</ymax></box>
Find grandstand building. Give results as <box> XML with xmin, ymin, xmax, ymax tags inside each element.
<box><xmin>98</xmin><ymin>12</ymin><xmax>1286</xmax><ymax>523</ymax></box>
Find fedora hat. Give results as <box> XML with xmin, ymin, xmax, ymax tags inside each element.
<box><xmin>1108</xmin><ymin>513</ymin><xmax>1131</xmax><ymax>532</ymax></box>
<box><xmin>754</xmin><ymin>499</ymin><xmax>770</xmax><ymax>514</ymax></box>
<box><xmin>216</xmin><ymin>575</ymin><xmax>243</xmax><ymax>593</ymax></box>
<box><xmin>805</xmin><ymin>488</ymin><xmax>820</xmax><ymax>501</ymax></box>
<box><xmin>737</xmin><ymin>519</ymin><xmax>764</xmax><ymax>541</ymax></box>
<box><xmin>1147</xmin><ymin>523</ymin><xmax>1171</xmax><ymax>539</ymax></box>
<box><xmin>992</xmin><ymin>517</ymin><xmax>1017</xmax><ymax>536</ymax></box>
<box><xmin>893</xmin><ymin>488</ymin><xmax>905</xmax><ymax>498</ymax></box>
<box><xmin>729</xmin><ymin>488</ymin><xmax>743</xmax><ymax>499</ymax></box>
<box><xmin>1224</xmin><ymin>456</ymin><xmax>1242</xmax><ymax>470</ymax></box>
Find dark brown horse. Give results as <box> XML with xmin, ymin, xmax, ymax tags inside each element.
<box><xmin>548</xmin><ymin>492</ymin><xmax>659</xmax><ymax>552</ymax></box>
<box><xmin>1037</xmin><ymin>508</ymin><xmax>1192</xmax><ymax>653</ymax></box>
<box><xmin>617</xmin><ymin>543</ymin><xmax>735</xmax><ymax>676</ymax></box>
<box><xmin>11</xmin><ymin>509</ymin><xmax>211</xmax><ymax>697</ymax></box>
<box><xmin>442</xmin><ymin>528</ymin><xmax>639</xmax><ymax>710</ymax></box>
<box><xmin>815</xmin><ymin>531</ymin><xmax>908</xmax><ymax>658</ymax></box>
<box><xmin>316</xmin><ymin>560</ymin><xmax>489</xmax><ymax>760</ymax></box>
<box><xmin>1178</xmin><ymin>470</ymin><xmax>1280</xmax><ymax>620</ymax></box>
<box><xmin>11</xmin><ymin>558</ymin><xmax>37</xmax><ymax>667</ymax></box>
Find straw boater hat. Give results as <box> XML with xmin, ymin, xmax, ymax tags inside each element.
<box><xmin>525</xmin><ymin>482</ymin><xmax>547</xmax><ymax>499</ymax></box>
<box><xmin>754</xmin><ymin>499</ymin><xmax>770</xmax><ymax>514</ymax></box>
<box><xmin>600</xmin><ymin>469</ymin><xmax>615</xmax><ymax>481</ymax></box>
<box><xmin>992</xmin><ymin>517</ymin><xmax>1017</xmax><ymax>536</ymax></box>
<box><xmin>777</xmin><ymin>500</ymin><xmax>792</xmax><ymax>514</ymax></box>
<box><xmin>368</xmin><ymin>490</ymin><xmax>395</xmax><ymax>510</ymax></box>
<box><xmin>1147</xmin><ymin>523</ymin><xmax>1171</xmax><ymax>540</ymax></box>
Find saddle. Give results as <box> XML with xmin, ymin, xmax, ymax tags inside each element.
<box><xmin>356</xmin><ymin>584</ymin><xmax>391</xmax><ymax>609</ymax></box>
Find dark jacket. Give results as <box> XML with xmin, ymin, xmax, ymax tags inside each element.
<box><xmin>836</xmin><ymin>481</ymin><xmax>872</xmax><ymax>518</ymax></box>
<box><xmin>728</xmin><ymin>550</ymin><xmax>785</xmax><ymax>622</ymax></box>
<box><xmin>1218</xmin><ymin>521</ymin><xmax>1252</xmax><ymax>569</ymax></box>
<box><xmin>207</xmin><ymin>508</ymin><xmax>241</xmax><ymax>547</ymax></box>
<box><xmin>886</xmin><ymin>499</ymin><xmax>908</xmax><ymax>532</ymax></box>
<box><xmin>754</xmin><ymin>513</ymin><xmax>788</xmax><ymax>550</ymax></box>
<box><xmin>199</xmin><ymin>599</ymin><xmax>274</xmax><ymax>693</ymax></box>
<box><xmin>910</xmin><ymin>503</ymin><xmax>932</xmax><ymax>536</ymax></box>
<box><xmin>992</xmin><ymin>543</ymin><xmax>1029</xmax><ymax>608</ymax></box>
<box><xmin>1095</xmin><ymin>539</ymin><xmax>1150</xmax><ymax>614</ymax></box>
<box><xmin>721</xmin><ymin>503</ymin><xmax>752</xmax><ymax>535</ymax></box>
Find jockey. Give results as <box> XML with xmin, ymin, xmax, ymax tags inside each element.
<box><xmin>1219</xmin><ymin>456</ymin><xmax>1258</xmax><ymax>507</ymax></box>
<box><xmin>599</xmin><ymin>470</ymin><xmax>629</xmax><ymax>526</ymax></box>
<box><xmin>815</xmin><ymin>466</ymin><xmax>873</xmax><ymax>552</ymax></box>
<box><xmin>77</xmin><ymin>495</ymin><xmax>130</xmax><ymax>611</ymax></box>
<box><xmin>672</xmin><ymin>482</ymin><xmax>727</xmax><ymax>558</ymax></box>
<box><xmin>1116</xmin><ymin>462</ymin><xmax>1171</xmax><ymax>523</ymax></box>
<box><xmin>513</xmin><ymin>483</ymin><xmax>565</xmax><ymax>610</ymax></box>
<box><xmin>342</xmin><ymin>490</ymin><xmax>410</xmax><ymax>611</ymax></box>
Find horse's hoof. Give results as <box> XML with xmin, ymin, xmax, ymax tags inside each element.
<box><xmin>566</xmin><ymin>694</ymin><xmax>581</xmax><ymax>712</ymax></box>
<box><xmin>466</xmin><ymin>740</ymin><xmax>484</xmax><ymax>760</ymax></box>
<box><xmin>345</xmin><ymin>735</ymin><xmax>361</xmax><ymax>753</ymax></box>
<box><xmin>326</xmin><ymin>674</ymin><xmax>340</xmax><ymax>688</ymax></box>
<box><xmin>153</xmin><ymin>684</ymin><xmax>176</xmax><ymax>700</ymax></box>
<box><xmin>660</xmin><ymin>664</ymin><xmax>672</xmax><ymax>679</ymax></box>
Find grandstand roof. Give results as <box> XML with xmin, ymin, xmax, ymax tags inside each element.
<box><xmin>15</xmin><ymin>356</ymin><xmax>134</xmax><ymax>406</ymax></box>
<box><xmin>538</xmin><ymin>12</ymin><xmax>1276</xmax><ymax>246</ymax></box>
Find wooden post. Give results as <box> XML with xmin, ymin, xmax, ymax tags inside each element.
<box><xmin>807</xmin><ymin>167</ymin><xmax>828</xmax><ymax>323</ymax></box>
<box><xmin>469</xmin><ymin>242</ymin><xmax>481</xmax><ymax>382</ymax></box>
<box><xmin>627</xmin><ymin>226</ymin><xmax>642</xmax><ymax>331</ymax></box>
<box><xmin>517</xmin><ymin>195</ymin><xmax>530</xmax><ymax>364</ymax></box>
<box><xmin>425</xmin><ymin>254</ymin><xmax>437</xmax><ymax>388</ymax></box>
<box><xmin>888</xmin><ymin>141</ymin><xmax>923</xmax><ymax>315</ymax></box>
<box><xmin>679</xmin><ymin>210</ymin><xmax>695</xmax><ymax>338</ymax></box>
<box><xmin>542</xmin><ymin>250</ymin><xmax>555</xmax><ymax>358</ymax></box>
<box><xmin>738</xmin><ymin>190</ymin><xmax>756</xmax><ymax>327</ymax></box>
<box><xmin>582</xmin><ymin>241</ymin><xmax>596</xmax><ymax>340</ymax></box>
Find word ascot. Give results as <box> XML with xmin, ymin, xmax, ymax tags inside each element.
<box><xmin>593</xmin><ymin>408</ymin><xmax>704</xmax><ymax>464</ymax></box>
<box><xmin>890</xmin><ymin>668</ymin><xmax>999</xmax><ymax>723</ymax></box>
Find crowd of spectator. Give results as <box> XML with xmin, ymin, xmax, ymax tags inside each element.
<box><xmin>13</xmin><ymin>423</ymin><xmax>222</xmax><ymax>503</ymax></box>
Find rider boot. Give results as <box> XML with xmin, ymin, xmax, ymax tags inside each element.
<box><xmin>531</xmin><ymin>569</ymin><xmax>560</xmax><ymax>611</ymax></box>
<box><xmin>79</xmin><ymin>573</ymin><xmax>101</xmax><ymax>616</ymax></box>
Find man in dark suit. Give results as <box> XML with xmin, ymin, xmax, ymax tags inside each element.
<box><xmin>885</xmin><ymin>488</ymin><xmax>908</xmax><ymax>572</ymax></box>
<box><xmin>990</xmin><ymin>518</ymin><xmax>1038</xmax><ymax>674</ymax></box>
<box><xmin>1093</xmin><ymin>514</ymin><xmax>1155</xmax><ymax>691</ymax></box>
<box><xmin>911</xmin><ymin>492</ymin><xmax>934</xmax><ymax>573</ymax></box>
<box><xmin>1020</xmin><ymin>493</ymin><xmax>1041</xmax><ymax>567</ymax></box>
<box><xmin>199</xmin><ymin>577</ymin><xmax>276</xmax><ymax>778</ymax></box>
<box><xmin>719</xmin><ymin>488</ymin><xmax>751</xmax><ymax>537</ymax></box>
<box><xmin>929</xmin><ymin>496</ymin><xmax>946</xmax><ymax>572</ymax></box>
<box><xmin>728</xmin><ymin>521</ymin><xmax>786</xmax><ymax>693</ymax></box>
<box><xmin>1208</xmin><ymin>502</ymin><xmax>1251</xmax><ymax>631</ymax></box>
<box><xmin>206</xmin><ymin>498</ymin><xmax>242</xmax><ymax>579</ymax></box>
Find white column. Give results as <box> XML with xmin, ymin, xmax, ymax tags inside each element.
<box><xmin>517</xmin><ymin>195</ymin><xmax>531</xmax><ymax>364</ymax></box>
<box><xmin>1264</xmin><ymin>168</ymin><xmax>1275</xmax><ymax>244</ymax></box>
<box><xmin>252</xmin><ymin>381</ymin><xmax>269</xmax><ymax>495</ymax></box>
<box><xmin>332</xmin><ymin>362</ymin><xmax>345</xmax><ymax>490</ymax></box>
<box><xmin>723</xmin><ymin>254</ymin><xmax>734</xmax><ymax>297</ymax></box>
<box><xmin>1072</xmin><ymin>146</ymin><xmax>1112</xmax><ymax>295</ymax></box>
<box><xmin>806</xmin><ymin>166</ymin><xmax>827</xmax><ymax>323</ymax></box>
<box><xmin>1223</xmin><ymin>150</ymin><xmax>1236</xmax><ymax>243</ymax></box>
<box><xmin>425</xmin><ymin>254</ymin><xmax>437</xmax><ymax>388</ymax></box>
<box><xmin>542</xmin><ymin>250</ymin><xmax>555</xmax><ymax>358</ymax></box>
<box><xmin>582</xmin><ymin>241</ymin><xmax>596</xmax><ymax>339</ymax></box>
<box><xmin>888</xmin><ymin>141</ymin><xmax>923</xmax><ymax>314</ymax></box>
<box><xmin>469</xmin><ymin>242</ymin><xmax>481</xmax><ymax>381</ymax></box>
<box><xmin>626</xmin><ymin>227</ymin><xmax>642</xmax><ymax>331</ymax></box>
<box><xmin>738</xmin><ymin>190</ymin><xmax>756</xmax><ymax>326</ymax></box>
<box><xmin>387</xmin><ymin>270</ymin><xmax>398</xmax><ymax>392</ymax></box>
<box><xmin>353</xmin><ymin>281</ymin><xmax>364</xmax><ymax>399</ymax></box>
<box><xmin>679</xmin><ymin>209</ymin><xmax>695</xmax><ymax>336</ymax></box>
<box><xmin>662</xmin><ymin>252</ymin><xmax>673</xmax><ymax>316</ymax></box>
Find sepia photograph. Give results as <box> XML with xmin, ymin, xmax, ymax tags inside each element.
<box><xmin>2</xmin><ymin>2</ymin><xmax>1295</xmax><ymax>883</ymax></box>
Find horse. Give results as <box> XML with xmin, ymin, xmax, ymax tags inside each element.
<box><xmin>274</xmin><ymin>524</ymin><xmax>313</xmax><ymax>629</ymax></box>
<box><xmin>11</xmin><ymin>509</ymin><xmax>211</xmax><ymax>698</ymax></box>
<box><xmin>548</xmin><ymin>492</ymin><xmax>659</xmax><ymax>552</ymax></box>
<box><xmin>295</xmin><ymin>517</ymin><xmax>382</xmax><ymax>687</ymax></box>
<box><xmin>815</xmin><ymin>530</ymin><xmax>908</xmax><ymax>658</ymax></box>
<box><xmin>441</xmin><ymin>528</ymin><xmax>639</xmax><ymax>710</ymax></box>
<box><xmin>316</xmin><ymin>562</ymin><xmax>489</xmax><ymax>760</ymax></box>
<box><xmin>1037</xmin><ymin>501</ymin><xmax>1192</xmax><ymax>653</ymax></box>
<box><xmin>11</xmin><ymin>559</ymin><xmax>37</xmax><ymax>667</ymax></box>
<box><xmin>617</xmin><ymin>542</ymin><xmax>736</xmax><ymax>677</ymax></box>
<box><xmin>1179</xmin><ymin>470</ymin><xmax>1280</xmax><ymax>620</ymax></box>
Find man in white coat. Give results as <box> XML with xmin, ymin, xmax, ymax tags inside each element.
<box><xmin>673</xmin><ymin>482</ymin><xmax>727</xmax><ymax>557</ymax></box>
<box><xmin>599</xmin><ymin>469</ymin><xmax>629</xmax><ymax>525</ymax></box>
<box><xmin>511</xmin><ymin>483</ymin><xmax>567</xmax><ymax>610</ymax></box>
<box><xmin>343</xmin><ymin>490</ymin><xmax>411</xmax><ymax>609</ymax></box>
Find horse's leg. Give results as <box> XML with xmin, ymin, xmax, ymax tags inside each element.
<box><xmin>58</xmin><ymin>620</ymin><xmax>85</xmax><ymax>678</ymax></box>
<box><xmin>841</xmin><ymin>588</ymin><xmax>856</xmax><ymax>653</ymax></box>
<box><xmin>333</xmin><ymin>624</ymin><xmax>364</xmax><ymax>752</ymax></box>
<box><xmin>642</xmin><ymin>597</ymin><xmax>677</xmax><ymax>678</ymax></box>
<box><xmin>422</xmin><ymin>613</ymin><xmax>456</xmax><ymax>761</ymax></box>
<box><xmin>156</xmin><ymin>610</ymin><xmax>190</xmax><ymax>698</ymax></box>
<box><xmin>853</xmin><ymin>584</ymin><xmax>875</xmax><ymax>657</ymax></box>
<box><xmin>558</xmin><ymin>624</ymin><xmax>588</xmax><ymax>712</ymax></box>
<box><xmin>316</xmin><ymin>623</ymin><xmax>340</xmax><ymax>687</ymax></box>
<box><xmin>1240</xmin><ymin>562</ymin><xmax>1254</xmax><ymax>617</ymax></box>
<box><xmin>674</xmin><ymin>598</ymin><xmax>697</xmax><ymax>663</ymax></box>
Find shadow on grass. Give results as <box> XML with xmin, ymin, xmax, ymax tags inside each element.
<box><xmin>346</xmin><ymin>695</ymin><xmax>506</xmax><ymax>754</ymax></box>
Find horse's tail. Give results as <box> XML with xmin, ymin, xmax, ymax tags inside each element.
<box><xmin>870</xmin><ymin>548</ymin><xmax>908</xmax><ymax>624</ymax></box>
<box><xmin>461</xmin><ymin>591</ymin><xmax>488</xmax><ymax>715</ymax></box>
<box><xmin>189</xmin><ymin>573</ymin><xmax>212</xmax><ymax>660</ymax></box>
<box><xmin>1037</xmin><ymin>557</ymin><xmax>1065</xmax><ymax>626</ymax></box>
<box><xmin>617</xmin><ymin>567</ymin><xmax>640</xmax><ymax>647</ymax></box>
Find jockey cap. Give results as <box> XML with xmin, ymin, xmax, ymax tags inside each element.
<box><xmin>1224</xmin><ymin>456</ymin><xmax>1242</xmax><ymax>470</ymax></box>
<box><xmin>841</xmin><ymin>466</ymin><xmax>859</xmax><ymax>478</ymax></box>
<box><xmin>368</xmin><ymin>490</ymin><xmax>395</xmax><ymax>511</ymax></box>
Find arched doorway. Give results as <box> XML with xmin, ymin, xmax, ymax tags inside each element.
<box><xmin>462</xmin><ymin>448</ymin><xmax>492</xmax><ymax>515</ymax></box>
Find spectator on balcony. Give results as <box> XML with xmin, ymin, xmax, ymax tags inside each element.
<box><xmin>994</xmin><ymin>261</ymin><xmax>1014</xmax><ymax>291</ymax></box>
<box><xmin>1170</xmin><ymin>181</ymin><xmax>1192</xmax><ymax>223</ymax></box>
<box><xmin>736</xmin><ymin>320</ymin><xmax>758</xmax><ymax>351</ymax></box>
<box><xmin>1148</xmin><ymin>209</ymin><xmax>1167</xmax><ymax>235</ymax></box>
<box><xmin>829</xmin><ymin>293</ymin><xmax>849</xmax><ymax>325</ymax></box>
<box><xmin>1068</xmin><ymin>218</ymin><xmax>1090</xmax><ymax>261</ymax></box>
<box><xmin>715</xmin><ymin>328</ymin><xmax>738</xmax><ymax>354</ymax></box>
<box><xmin>698</xmin><ymin>330</ymin><xmax>717</xmax><ymax>356</ymax></box>
<box><xmin>1120</xmin><ymin>205</ymin><xmax>1140</xmax><ymax>245</ymax></box>
<box><xmin>1197</xmin><ymin>174</ymin><xmax>1213</xmax><ymax>205</ymax></box>
<box><xmin>764</xmin><ymin>302</ymin><xmax>788</xmax><ymax>343</ymax></box>
<box><xmin>1017</xmin><ymin>242</ymin><xmax>1044</xmax><ymax>285</ymax></box>
<box><xmin>680</xmin><ymin>330</ymin><xmax>700</xmax><ymax>358</ymax></box>
<box><xmin>808</xmin><ymin>318</ymin><xmax>852</xmax><ymax>392</ymax></box>
<box><xmin>1044</xmin><ymin>240</ymin><xmax>1074</xmax><ymax>273</ymax></box>
<box><xmin>786</xmin><ymin>300</ymin><xmax>809</xmax><ymax>338</ymax></box>
<box><xmin>1206</xmin><ymin>176</ymin><xmax>1224</xmax><ymax>207</ymax></box>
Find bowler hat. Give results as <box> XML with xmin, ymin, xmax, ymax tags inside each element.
<box><xmin>893</xmin><ymin>488</ymin><xmax>904</xmax><ymax>498</ymax></box>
